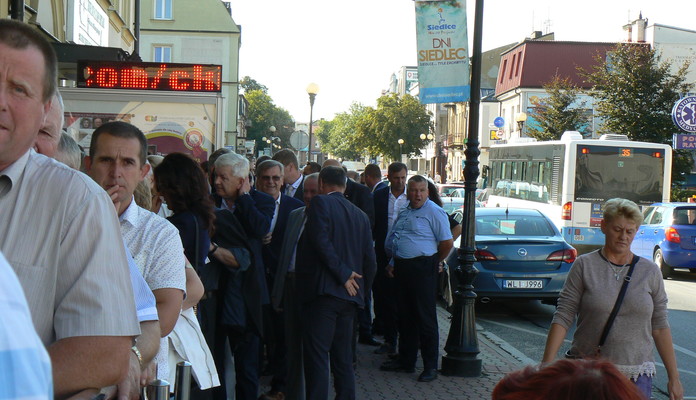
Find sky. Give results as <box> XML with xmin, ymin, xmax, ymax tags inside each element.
<box><xmin>226</xmin><ymin>0</ymin><xmax>696</xmax><ymax>123</ymax></box>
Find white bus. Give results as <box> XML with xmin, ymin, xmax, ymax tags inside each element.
<box><xmin>485</xmin><ymin>131</ymin><xmax>672</xmax><ymax>254</ymax></box>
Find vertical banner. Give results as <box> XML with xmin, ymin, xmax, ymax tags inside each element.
<box><xmin>415</xmin><ymin>1</ymin><xmax>470</xmax><ymax>104</ymax></box>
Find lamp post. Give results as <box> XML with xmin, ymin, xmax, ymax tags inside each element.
<box><xmin>306</xmin><ymin>83</ymin><xmax>319</xmax><ymax>162</ymax></box>
<box><xmin>397</xmin><ymin>138</ymin><xmax>404</xmax><ymax>162</ymax></box>
<box><xmin>516</xmin><ymin>112</ymin><xmax>527</xmax><ymax>136</ymax></box>
<box><xmin>441</xmin><ymin>0</ymin><xmax>484</xmax><ymax>378</ymax></box>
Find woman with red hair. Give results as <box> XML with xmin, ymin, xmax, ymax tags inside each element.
<box><xmin>492</xmin><ymin>359</ymin><xmax>646</xmax><ymax>400</ymax></box>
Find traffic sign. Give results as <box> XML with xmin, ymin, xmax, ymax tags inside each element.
<box><xmin>290</xmin><ymin>130</ymin><xmax>309</xmax><ymax>151</ymax></box>
<box><xmin>493</xmin><ymin>117</ymin><xmax>505</xmax><ymax>128</ymax></box>
<box><xmin>672</xmin><ymin>96</ymin><xmax>696</xmax><ymax>133</ymax></box>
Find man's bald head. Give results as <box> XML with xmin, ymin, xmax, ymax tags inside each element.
<box><xmin>322</xmin><ymin>159</ymin><xmax>341</xmax><ymax>168</ymax></box>
<box><xmin>34</xmin><ymin>91</ymin><xmax>64</xmax><ymax>158</ymax></box>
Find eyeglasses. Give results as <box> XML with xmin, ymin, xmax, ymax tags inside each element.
<box><xmin>260</xmin><ymin>175</ymin><xmax>282</xmax><ymax>182</ymax></box>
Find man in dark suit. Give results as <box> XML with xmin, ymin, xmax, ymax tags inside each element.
<box><xmin>274</xmin><ymin>149</ymin><xmax>305</xmax><ymax>202</ymax></box>
<box><xmin>206</xmin><ymin>152</ymin><xmax>264</xmax><ymax>400</ymax></box>
<box><xmin>256</xmin><ymin>160</ymin><xmax>303</xmax><ymax>400</ymax></box>
<box><xmin>372</xmin><ymin>162</ymin><xmax>408</xmax><ymax>355</ymax></box>
<box><xmin>297</xmin><ymin>167</ymin><xmax>376</xmax><ymax>400</ymax></box>
<box><xmin>322</xmin><ymin>159</ymin><xmax>378</xmax><ymax>348</ymax></box>
<box><xmin>364</xmin><ymin>163</ymin><xmax>387</xmax><ymax>193</ymax></box>
<box><xmin>270</xmin><ymin>172</ymin><xmax>320</xmax><ymax>400</ymax></box>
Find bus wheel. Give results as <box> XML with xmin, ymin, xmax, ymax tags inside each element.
<box><xmin>654</xmin><ymin>249</ymin><xmax>672</xmax><ymax>279</ymax></box>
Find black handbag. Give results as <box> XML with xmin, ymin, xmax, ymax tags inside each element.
<box><xmin>565</xmin><ymin>254</ymin><xmax>639</xmax><ymax>359</ymax></box>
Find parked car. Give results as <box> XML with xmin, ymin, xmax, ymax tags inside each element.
<box><xmin>437</xmin><ymin>183</ymin><xmax>465</xmax><ymax>197</ymax></box>
<box><xmin>446</xmin><ymin>208</ymin><xmax>576</xmax><ymax>304</ymax></box>
<box><xmin>630</xmin><ymin>202</ymin><xmax>696</xmax><ymax>279</ymax></box>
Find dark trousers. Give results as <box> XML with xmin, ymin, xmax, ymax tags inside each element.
<box><xmin>283</xmin><ymin>274</ymin><xmax>305</xmax><ymax>400</ymax></box>
<box><xmin>394</xmin><ymin>254</ymin><xmax>439</xmax><ymax>370</ymax></box>
<box><xmin>302</xmin><ymin>296</ymin><xmax>357</xmax><ymax>400</ymax></box>
<box><xmin>212</xmin><ymin>327</ymin><xmax>260</xmax><ymax>400</ymax></box>
<box><xmin>373</xmin><ymin>265</ymin><xmax>398</xmax><ymax>346</ymax></box>
<box><xmin>268</xmin><ymin>307</ymin><xmax>288</xmax><ymax>393</ymax></box>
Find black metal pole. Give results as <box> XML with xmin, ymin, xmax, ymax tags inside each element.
<box><xmin>133</xmin><ymin>0</ymin><xmax>141</xmax><ymax>57</ymax></box>
<box><xmin>10</xmin><ymin>0</ymin><xmax>23</xmax><ymax>20</ymax></box>
<box><xmin>440</xmin><ymin>0</ymin><xmax>484</xmax><ymax>377</ymax></box>
<box><xmin>308</xmin><ymin>94</ymin><xmax>316</xmax><ymax>163</ymax></box>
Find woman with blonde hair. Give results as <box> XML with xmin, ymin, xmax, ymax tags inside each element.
<box><xmin>542</xmin><ymin>198</ymin><xmax>683</xmax><ymax>399</ymax></box>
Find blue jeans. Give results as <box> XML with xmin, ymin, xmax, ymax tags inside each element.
<box><xmin>632</xmin><ymin>374</ymin><xmax>652</xmax><ymax>399</ymax></box>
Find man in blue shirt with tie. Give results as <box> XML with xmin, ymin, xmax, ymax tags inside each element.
<box><xmin>381</xmin><ymin>175</ymin><xmax>453</xmax><ymax>382</ymax></box>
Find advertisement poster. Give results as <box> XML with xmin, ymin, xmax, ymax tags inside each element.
<box><xmin>414</xmin><ymin>0</ymin><xmax>470</xmax><ymax>104</ymax></box>
<box><xmin>64</xmin><ymin>101</ymin><xmax>216</xmax><ymax>162</ymax></box>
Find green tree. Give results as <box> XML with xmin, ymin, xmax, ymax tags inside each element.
<box><xmin>240</xmin><ymin>76</ymin><xmax>268</xmax><ymax>94</ymax></box>
<box><xmin>315</xmin><ymin>103</ymin><xmax>367</xmax><ymax>160</ymax></box>
<box><xmin>245</xmin><ymin>89</ymin><xmax>294</xmax><ymax>150</ymax></box>
<box><xmin>354</xmin><ymin>94</ymin><xmax>433</xmax><ymax>160</ymax></box>
<box><xmin>527</xmin><ymin>75</ymin><xmax>590</xmax><ymax>141</ymax></box>
<box><xmin>580</xmin><ymin>43</ymin><xmax>693</xmax><ymax>185</ymax></box>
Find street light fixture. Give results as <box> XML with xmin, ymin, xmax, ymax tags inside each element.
<box><xmin>516</xmin><ymin>112</ymin><xmax>527</xmax><ymax>134</ymax></box>
<box><xmin>397</xmin><ymin>138</ymin><xmax>404</xmax><ymax>161</ymax></box>
<box><xmin>420</xmin><ymin>133</ymin><xmax>434</xmax><ymax>141</ymax></box>
<box><xmin>306</xmin><ymin>83</ymin><xmax>320</xmax><ymax>162</ymax></box>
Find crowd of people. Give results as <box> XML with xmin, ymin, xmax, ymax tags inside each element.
<box><xmin>0</xmin><ymin>18</ymin><xmax>684</xmax><ymax>400</ymax></box>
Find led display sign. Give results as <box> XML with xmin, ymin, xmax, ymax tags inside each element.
<box><xmin>77</xmin><ymin>61</ymin><xmax>222</xmax><ymax>92</ymax></box>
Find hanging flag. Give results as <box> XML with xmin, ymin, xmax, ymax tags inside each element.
<box><xmin>415</xmin><ymin>0</ymin><xmax>470</xmax><ymax>104</ymax></box>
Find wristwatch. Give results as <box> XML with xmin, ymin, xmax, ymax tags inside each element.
<box><xmin>209</xmin><ymin>242</ymin><xmax>219</xmax><ymax>256</ymax></box>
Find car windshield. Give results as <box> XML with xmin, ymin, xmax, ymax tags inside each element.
<box><xmin>475</xmin><ymin>215</ymin><xmax>554</xmax><ymax>236</ymax></box>
<box><xmin>441</xmin><ymin>199</ymin><xmax>464</xmax><ymax>214</ymax></box>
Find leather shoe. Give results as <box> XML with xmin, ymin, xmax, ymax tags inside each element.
<box><xmin>373</xmin><ymin>343</ymin><xmax>396</xmax><ymax>355</ymax></box>
<box><xmin>358</xmin><ymin>336</ymin><xmax>381</xmax><ymax>346</ymax></box>
<box><xmin>379</xmin><ymin>360</ymin><xmax>415</xmax><ymax>373</ymax></box>
<box><xmin>418</xmin><ymin>369</ymin><xmax>438</xmax><ymax>382</ymax></box>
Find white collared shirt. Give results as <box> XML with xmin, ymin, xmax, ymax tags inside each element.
<box><xmin>270</xmin><ymin>195</ymin><xmax>282</xmax><ymax>232</ymax></box>
<box><xmin>387</xmin><ymin>188</ymin><xmax>408</xmax><ymax>233</ymax></box>
<box><xmin>119</xmin><ymin>198</ymin><xmax>186</xmax><ymax>381</ymax></box>
<box><xmin>286</xmin><ymin>174</ymin><xmax>303</xmax><ymax>197</ymax></box>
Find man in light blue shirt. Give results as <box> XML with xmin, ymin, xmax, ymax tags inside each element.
<box><xmin>381</xmin><ymin>175</ymin><xmax>453</xmax><ymax>383</ymax></box>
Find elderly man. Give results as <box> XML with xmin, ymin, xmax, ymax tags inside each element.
<box><xmin>380</xmin><ymin>175</ymin><xmax>453</xmax><ymax>382</ymax></box>
<box><xmin>33</xmin><ymin>91</ymin><xmax>63</xmax><ymax>157</ymax></box>
<box><xmin>256</xmin><ymin>159</ymin><xmax>303</xmax><ymax>400</ymax></box>
<box><xmin>85</xmin><ymin>121</ymin><xmax>186</xmax><ymax>388</ymax></box>
<box><xmin>297</xmin><ymin>166</ymin><xmax>376</xmax><ymax>400</ymax></box>
<box><xmin>270</xmin><ymin>173</ymin><xmax>320</xmax><ymax>400</ymax></box>
<box><xmin>206</xmin><ymin>153</ymin><xmax>264</xmax><ymax>400</ymax></box>
<box><xmin>54</xmin><ymin>132</ymin><xmax>82</xmax><ymax>170</ymax></box>
<box><xmin>0</xmin><ymin>19</ymin><xmax>139</xmax><ymax>397</ymax></box>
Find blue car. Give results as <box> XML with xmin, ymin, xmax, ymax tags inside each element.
<box><xmin>631</xmin><ymin>202</ymin><xmax>696</xmax><ymax>279</ymax></box>
<box><xmin>446</xmin><ymin>208</ymin><xmax>576</xmax><ymax>304</ymax></box>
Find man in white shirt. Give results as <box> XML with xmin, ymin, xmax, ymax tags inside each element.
<box><xmin>273</xmin><ymin>149</ymin><xmax>304</xmax><ymax>201</ymax></box>
<box><xmin>85</xmin><ymin>121</ymin><xmax>186</xmax><ymax>386</ymax></box>
<box><xmin>0</xmin><ymin>20</ymin><xmax>140</xmax><ymax>398</ymax></box>
<box><xmin>372</xmin><ymin>162</ymin><xmax>409</xmax><ymax>355</ymax></box>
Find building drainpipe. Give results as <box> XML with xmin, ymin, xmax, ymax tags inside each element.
<box><xmin>10</xmin><ymin>0</ymin><xmax>24</xmax><ymax>21</ymax></box>
<box><xmin>133</xmin><ymin>0</ymin><xmax>141</xmax><ymax>57</ymax></box>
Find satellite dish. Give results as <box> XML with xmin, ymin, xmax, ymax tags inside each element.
<box><xmin>290</xmin><ymin>130</ymin><xmax>309</xmax><ymax>151</ymax></box>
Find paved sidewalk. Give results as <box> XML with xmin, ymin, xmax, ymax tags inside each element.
<box><xmin>259</xmin><ymin>305</ymin><xmax>533</xmax><ymax>399</ymax></box>
<box><xmin>353</xmin><ymin>306</ymin><xmax>534</xmax><ymax>400</ymax></box>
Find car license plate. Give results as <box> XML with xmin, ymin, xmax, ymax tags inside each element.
<box><xmin>503</xmin><ymin>280</ymin><xmax>543</xmax><ymax>289</ymax></box>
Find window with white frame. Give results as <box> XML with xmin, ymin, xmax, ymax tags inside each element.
<box><xmin>154</xmin><ymin>46</ymin><xmax>172</xmax><ymax>62</ymax></box>
<box><xmin>154</xmin><ymin>0</ymin><xmax>172</xmax><ymax>19</ymax></box>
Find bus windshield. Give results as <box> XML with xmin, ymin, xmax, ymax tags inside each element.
<box><xmin>575</xmin><ymin>145</ymin><xmax>665</xmax><ymax>206</ymax></box>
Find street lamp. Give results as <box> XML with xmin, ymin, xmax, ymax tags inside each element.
<box><xmin>441</xmin><ymin>0</ymin><xmax>484</xmax><ymax>378</ymax></box>
<box><xmin>420</xmin><ymin>133</ymin><xmax>434</xmax><ymax>141</ymax></box>
<box><xmin>306</xmin><ymin>83</ymin><xmax>319</xmax><ymax>162</ymax></box>
<box><xmin>516</xmin><ymin>112</ymin><xmax>527</xmax><ymax>134</ymax></box>
<box><xmin>397</xmin><ymin>138</ymin><xmax>404</xmax><ymax>161</ymax></box>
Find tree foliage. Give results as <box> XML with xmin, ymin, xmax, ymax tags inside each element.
<box><xmin>353</xmin><ymin>94</ymin><xmax>433</xmax><ymax>160</ymax></box>
<box><xmin>580</xmin><ymin>43</ymin><xmax>693</xmax><ymax>184</ymax></box>
<box><xmin>315</xmin><ymin>103</ymin><xmax>366</xmax><ymax>160</ymax></box>
<box><xmin>527</xmin><ymin>75</ymin><xmax>590</xmax><ymax>141</ymax></box>
<box><xmin>240</xmin><ymin>76</ymin><xmax>268</xmax><ymax>94</ymax></box>
<box><xmin>244</xmin><ymin>89</ymin><xmax>294</xmax><ymax>150</ymax></box>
